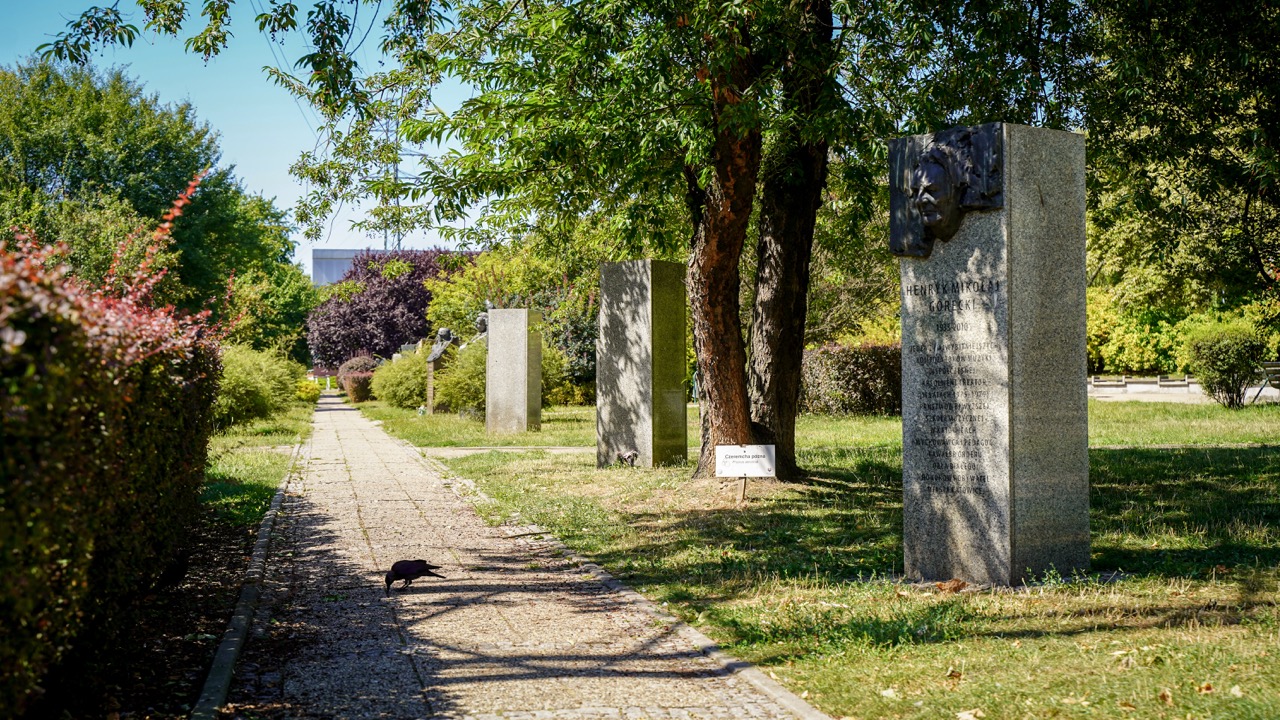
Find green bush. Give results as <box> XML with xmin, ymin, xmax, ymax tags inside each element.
<box><xmin>1183</xmin><ymin>320</ymin><xmax>1267</xmax><ymax>408</ymax></box>
<box><xmin>432</xmin><ymin>339</ymin><xmax>579</xmax><ymax>414</ymax></box>
<box><xmin>1</xmin><ymin>240</ymin><xmax>218</xmax><ymax>715</ymax></box>
<box><xmin>343</xmin><ymin>372</ymin><xmax>375</xmax><ymax>402</ymax></box>
<box><xmin>541</xmin><ymin>343</ymin><xmax>575</xmax><ymax>407</ymax></box>
<box><xmin>799</xmin><ymin>343</ymin><xmax>902</xmax><ymax>415</ymax></box>
<box><xmin>212</xmin><ymin>345</ymin><xmax>297</xmax><ymax>428</ymax></box>
<box><xmin>371</xmin><ymin>350</ymin><xmax>432</xmax><ymax>409</ymax></box>
<box><xmin>434</xmin><ymin>342</ymin><xmax>486</xmax><ymax>414</ymax></box>
<box><xmin>1086</xmin><ymin>289</ymin><xmax>1182</xmax><ymax>375</ymax></box>
<box><xmin>296</xmin><ymin>379</ymin><xmax>321</xmax><ymax>403</ymax></box>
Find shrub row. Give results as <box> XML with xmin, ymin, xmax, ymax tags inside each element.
<box><xmin>1</xmin><ymin>238</ymin><xmax>219</xmax><ymax>715</ymax></box>
<box><xmin>213</xmin><ymin>345</ymin><xmax>305</xmax><ymax>428</ymax></box>
<box><xmin>371</xmin><ymin>348</ymin><xmax>432</xmax><ymax>409</ymax></box>
<box><xmin>799</xmin><ymin>343</ymin><xmax>902</xmax><ymax>415</ymax></box>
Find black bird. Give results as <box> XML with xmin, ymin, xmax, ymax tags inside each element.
<box><xmin>384</xmin><ymin>559</ymin><xmax>444</xmax><ymax>595</ymax></box>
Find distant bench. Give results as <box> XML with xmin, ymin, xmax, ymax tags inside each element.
<box><xmin>1089</xmin><ymin>375</ymin><xmax>1195</xmax><ymax>389</ymax></box>
<box><xmin>1251</xmin><ymin>362</ymin><xmax>1280</xmax><ymax>403</ymax></box>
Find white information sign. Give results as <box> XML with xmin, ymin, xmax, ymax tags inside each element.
<box><xmin>715</xmin><ymin>445</ymin><xmax>777</xmax><ymax>478</ymax></box>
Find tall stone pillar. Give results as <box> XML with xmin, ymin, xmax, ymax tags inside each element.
<box><xmin>892</xmin><ymin>123</ymin><xmax>1089</xmax><ymax>586</ymax></box>
<box><xmin>486</xmin><ymin>309</ymin><xmax>542</xmax><ymax>433</ymax></box>
<box><xmin>596</xmin><ymin>260</ymin><xmax>688</xmax><ymax>467</ymax></box>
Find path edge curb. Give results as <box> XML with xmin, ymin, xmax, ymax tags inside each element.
<box><xmin>396</xmin><ymin>439</ymin><xmax>832</xmax><ymax>720</ymax></box>
<box><xmin>190</xmin><ymin>437</ymin><xmax>307</xmax><ymax>720</ymax></box>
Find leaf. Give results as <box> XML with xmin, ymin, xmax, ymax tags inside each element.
<box><xmin>1159</xmin><ymin>688</ymin><xmax>1173</xmax><ymax>705</ymax></box>
<box><xmin>936</xmin><ymin>578</ymin><xmax>968</xmax><ymax>593</ymax></box>
<box><xmin>1230</xmin><ymin>685</ymin><xmax>1244</xmax><ymax>698</ymax></box>
<box><xmin>1118</xmin><ymin>700</ymin><xmax>1136</xmax><ymax>711</ymax></box>
<box><xmin>1198</xmin><ymin>682</ymin><xmax>1214</xmax><ymax>694</ymax></box>
<box><xmin>880</xmin><ymin>688</ymin><xmax>899</xmax><ymax>698</ymax></box>
<box><xmin>956</xmin><ymin>710</ymin><xmax>985</xmax><ymax>720</ymax></box>
<box><xmin>946</xmin><ymin>667</ymin><xmax>963</xmax><ymax>679</ymax></box>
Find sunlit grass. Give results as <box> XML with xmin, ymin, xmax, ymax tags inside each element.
<box><xmin>203</xmin><ymin>401</ymin><xmax>313</xmax><ymax>526</ymax></box>
<box><xmin>412</xmin><ymin>400</ymin><xmax>1280</xmax><ymax>719</ymax></box>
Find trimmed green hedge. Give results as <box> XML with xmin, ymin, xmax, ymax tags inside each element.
<box><xmin>799</xmin><ymin>343</ymin><xmax>902</xmax><ymax>415</ymax></box>
<box><xmin>1</xmin><ymin>240</ymin><xmax>219</xmax><ymax>716</ymax></box>
<box><xmin>296</xmin><ymin>378</ymin><xmax>322</xmax><ymax>403</ymax></box>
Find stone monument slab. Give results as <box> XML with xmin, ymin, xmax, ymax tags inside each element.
<box><xmin>596</xmin><ymin>260</ymin><xmax>687</xmax><ymax>467</ymax></box>
<box><xmin>892</xmin><ymin>122</ymin><xmax>1089</xmax><ymax>586</ymax></box>
<box><xmin>486</xmin><ymin>309</ymin><xmax>542</xmax><ymax>433</ymax></box>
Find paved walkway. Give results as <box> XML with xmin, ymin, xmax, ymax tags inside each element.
<box><xmin>225</xmin><ymin>396</ymin><xmax>824</xmax><ymax>720</ymax></box>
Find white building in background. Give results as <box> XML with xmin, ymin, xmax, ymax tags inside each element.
<box><xmin>311</xmin><ymin>248</ymin><xmax>369</xmax><ymax>285</ymax></box>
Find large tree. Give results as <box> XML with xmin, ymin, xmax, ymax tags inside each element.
<box><xmin>43</xmin><ymin>0</ymin><xmax>1094</xmax><ymax>475</ymax></box>
<box><xmin>0</xmin><ymin>59</ymin><xmax>319</xmax><ymax>355</ymax></box>
<box><xmin>1085</xmin><ymin>0</ymin><xmax>1280</xmax><ymax>315</ymax></box>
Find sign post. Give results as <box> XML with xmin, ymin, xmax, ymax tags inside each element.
<box><xmin>715</xmin><ymin>445</ymin><xmax>776</xmax><ymax>503</ymax></box>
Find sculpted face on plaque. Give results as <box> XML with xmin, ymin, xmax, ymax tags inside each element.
<box><xmin>910</xmin><ymin>150</ymin><xmax>963</xmax><ymax>245</ymax></box>
<box><xmin>890</xmin><ymin>123</ymin><xmax>1003</xmax><ymax>259</ymax></box>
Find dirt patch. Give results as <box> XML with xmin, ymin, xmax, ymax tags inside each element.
<box><xmin>33</xmin><ymin>511</ymin><xmax>255</xmax><ymax>719</ymax></box>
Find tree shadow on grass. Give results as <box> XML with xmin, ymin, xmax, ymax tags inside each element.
<box><xmin>586</xmin><ymin>446</ymin><xmax>906</xmax><ymax>601</ymax></box>
<box><xmin>1089</xmin><ymin>446</ymin><xmax>1280</xmax><ymax>576</ymax></box>
<box><xmin>579</xmin><ymin>444</ymin><xmax>1279</xmax><ymax>650</ymax></box>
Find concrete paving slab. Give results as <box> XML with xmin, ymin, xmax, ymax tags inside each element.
<box><xmin>223</xmin><ymin>395</ymin><xmax>827</xmax><ymax>720</ymax></box>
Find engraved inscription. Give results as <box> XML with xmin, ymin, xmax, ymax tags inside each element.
<box><xmin>902</xmin><ymin>272</ymin><xmax>1006</xmax><ymax>494</ymax></box>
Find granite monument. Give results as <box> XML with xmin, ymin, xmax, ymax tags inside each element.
<box><xmin>892</xmin><ymin>122</ymin><xmax>1089</xmax><ymax>586</ymax></box>
<box><xmin>596</xmin><ymin>260</ymin><xmax>688</xmax><ymax>467</ymax></box>
<box><xmin>486</xmin><ymin>308</ymin><xmax>542</xmax><ymax>433</ymax></box>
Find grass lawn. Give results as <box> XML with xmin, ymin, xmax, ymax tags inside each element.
<box><xmin>374</xmin><ymin>399</ymin><xmax>1280</xmax><ymax>719</ymax></box>
<box><xmin>203</xmin><ymin>400</ymin><xmax>314</xmax><ymax>526</ymax></box>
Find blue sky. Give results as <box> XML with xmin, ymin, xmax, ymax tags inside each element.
<box><xmin>0</xmin><ymin>1</ymin><xmax>463</xmax><ymax>277</ymax></box>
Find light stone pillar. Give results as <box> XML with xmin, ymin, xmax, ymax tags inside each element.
<box><xmin>892</xmin><ymin>123</ymin><xmax>1089</xmax><ymax>586</ymax></box>
<box><xmin>486</xmin><ymin>309</ymin><xmax>541</xmax><ymax>433</ymax></box>
<box><xmin>596</xmin><ymin>260</ymin><xmax>687</xmax><ymax>467</ymax></box>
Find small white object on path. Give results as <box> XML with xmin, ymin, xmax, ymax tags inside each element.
<box><xmin>225</xmin><ymin>395</ymin><xmax>827</xmax><ymax>719</ymax></box>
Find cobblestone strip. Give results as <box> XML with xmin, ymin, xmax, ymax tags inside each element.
<box><xmin>223</xmin><ymin>396</ymin><xmax>829</xmax><ymax>720</ymax></box>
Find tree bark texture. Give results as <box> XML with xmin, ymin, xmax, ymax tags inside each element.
<box><xmin>689</xmin><ymin>46</ymin><xmax>764</xmax><ymax>478</ymax></box>
<box><xmin>748</xmin><ymin>0</ymin><xmax>835</xmax><ymax>478</ymax></box>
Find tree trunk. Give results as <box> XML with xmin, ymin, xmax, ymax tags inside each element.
<box><xmin>747</xmin><ymin>0</ymin><xmax>834</xmax><ymax>479</ymax></box>
<box><xmin>748</xmin><ymin>140</ymin><xmax>827</xmax><ymax>477</ymax></box>
<box><xmin>688</xmin><ymin>48</ymin><xmax>764</xmax><ymax>478</ymax></box>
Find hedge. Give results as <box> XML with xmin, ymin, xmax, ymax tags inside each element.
<box><xmin>799</xmin><ymin>343</ymin><xmax>902</xmax><ymax>415</ymax></box>
<box><xmin>213</xmin><ymin>344</ymin><xmax>299</xmax><ymax>428</ymax></box>
<box><xmin>343</xmin><ymin>371</ymin><xmax>375</xmax><ymax>402</ymax></box>
<box><xmin>1</xmin><ymin>236</ymin><xmax>219</xmax><ymax>716</ymax></box>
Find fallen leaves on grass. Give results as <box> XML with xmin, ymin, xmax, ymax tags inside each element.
<box><xmin>1198</xmin><ymin>682</ymin><xmax>1214</xmax><ymax>694</ymax></box>
<box><xmin>1230</xmin><ymin>685</ymin><xmax>1244</xmax><ymax>697</ymax></box>
<box><xmin>936</xmin><ymin>579</ymin><xmax>968</xmax><ymax>593</ymax></box>
<box><xmin>1159</xmin><ymin>688</ymin><xmax>1174</xmax><ymax>705</ymax></box>
<box><xmin>956</xmin><ymin>709</ymin><xmax>985</xmax><ymax>720</ymax></box>
<box><xmin>946</xmin><ymin>667</ymin><xmax>964</xmax><ymax>680</ymax></box>
<box><xmin>880</xmin><ymin>688</ymin><xmax>899</xmax><ymax>699</ymax></box>
<box><xmin>1117</xmin><ymin>700</ymin><xmax>1136</xmax><ymax>711</ymax></box>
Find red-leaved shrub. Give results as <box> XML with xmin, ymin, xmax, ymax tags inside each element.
<box><xmin>342</xmin><ymin>371</ymin><xmax>375</xmax><ymax>402</ymax></box>
<box><xmin>0</xmin><ymin>175</ymin><xmax>221</xmax><ymax>716</ymax></box>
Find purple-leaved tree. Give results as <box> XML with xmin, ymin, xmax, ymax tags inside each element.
<box><xmin>306</xmin><ymin>249</ymin><xmax>460</xmax><ymax>370</ymax></box>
